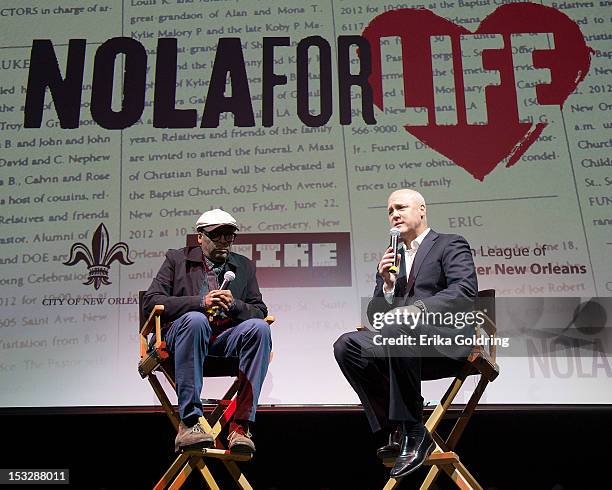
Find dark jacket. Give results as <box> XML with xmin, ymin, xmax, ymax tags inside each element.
<box><xmin>367</xmin><ymin>230</ymin><xmax>478</xmax><ymax>325</ymax></box>
<box><xmin>143</xmin><ymin>246</ymin><xmax>267</xmax><ymax>326</ymax></box>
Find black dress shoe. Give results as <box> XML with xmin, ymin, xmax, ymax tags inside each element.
<box><xmin>389</xmin><ymin>424</ymin><xmax>435</xmax><ymax>479</ymax></box>
<box><xmin>376</xmin><ymin>427</ymin><xmax>402</xmax><ymax>460</ymax></box>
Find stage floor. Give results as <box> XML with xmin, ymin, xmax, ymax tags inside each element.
<box><xmin>2</xmin><ymin>407</ymin><xmax>608</xmax><ymax>489</ymax></box>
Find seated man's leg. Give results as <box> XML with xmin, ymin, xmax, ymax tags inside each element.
<box><xmin>164</xmin><ymin>311</ymin><xmax>214</xmax><ymax>450</ymax></box>
<box><xmin>380</xmin><ymin>319</ymin><xmax>436</xmax><ymax>478</ymax></box>
<box><xmin>210</xmin><ymin>318</ymin><xmax>272</xmax><ymax>452</ymax></box>
<box><xmin>380</xmin><ymin>317</ymin><xmax>472</xmax><ymax>478</ymax></box>
<box><xmin>382</xmin><ymin>317</ymin><xmax>472</xmax><ymax>424</ymax></box>
<box><xmin>333</xmin><ymin>330</ymin><xmax>390</xmax><ymax>433</ymax></box>
<box><xmin>380</xmin><ymin>321</ymin><xmax>424</xmax><ymax>427</ymax></box>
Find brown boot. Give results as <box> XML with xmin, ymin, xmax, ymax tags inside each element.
<box><xmin>175</xmin><ymin>420</ymin><xmax>214</xmax><ymax>452</ymax></box>
<box><xmin>228</xmin><ymin>422</ymin><xmax>255</xmax><ymax>454</ymax></box>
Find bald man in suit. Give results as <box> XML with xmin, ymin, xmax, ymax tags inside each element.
<box><xmin>334</xmin><ymin>189</ymin><xmax>478</xmax><ymax>479</ymax></box>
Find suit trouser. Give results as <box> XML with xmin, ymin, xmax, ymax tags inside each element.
<box><xmin>334</xmin><ymin>320</ymin><xmax>470</xmax><ymax>432</ymax></box>
<box><xmin>165</xmin><ymin>311</ymin><xmax>272</xmax><ymax>424</ymax></box>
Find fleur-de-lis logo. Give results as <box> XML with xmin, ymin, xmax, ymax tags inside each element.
<box><xmin>64</xmin><ymin>223</ymin><xmax>134</xmax><ymax>289</ymax></box>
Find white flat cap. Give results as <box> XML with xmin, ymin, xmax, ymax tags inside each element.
<box><xmin>195</xmin><ymin>209</ymin><xmax>239</xmax><ymax>231</ymax></box>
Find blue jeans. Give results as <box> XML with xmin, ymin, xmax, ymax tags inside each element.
<box><xmin>164</xmin><ymin>311</ymin><xmax>272</xmax><ymax>423</ymax></box>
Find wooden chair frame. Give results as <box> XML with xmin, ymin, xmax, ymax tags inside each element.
<box><xmin>138</xmin><ymin>303</ymin><xmax>261</xmax><ymax>490</ymax></box>
<box><xmin>382</xmin><ymin>291</ymin><xmax>500</xmax><ymax>490</ymax></box>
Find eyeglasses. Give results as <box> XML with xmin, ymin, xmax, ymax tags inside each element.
<box><xmin>199</xmin><ymin>230</ymin><xmax>237</xmax><ymax>243</ymax></box>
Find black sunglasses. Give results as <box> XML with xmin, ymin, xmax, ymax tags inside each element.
<box><xmin>199</xmin><ymin>228</ymin><xmax>238</xmax><ymax>242</ymax></box>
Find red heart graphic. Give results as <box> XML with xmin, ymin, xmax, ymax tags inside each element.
<box><xmin>363</xmin><ymin>3</ymin><xmax>593</xmax><ymax>181</ymax></box>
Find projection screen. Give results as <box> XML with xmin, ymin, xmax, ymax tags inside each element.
<box><xmin>0</xmin><ymin>0</ymin><xmax>610</xmax><ymax>408</ymax></box>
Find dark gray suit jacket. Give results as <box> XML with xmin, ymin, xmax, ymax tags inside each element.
<box><xmin>367</xmin><ymin>230</ymin><xmax>478</xmax><ymax>326</ymax></box>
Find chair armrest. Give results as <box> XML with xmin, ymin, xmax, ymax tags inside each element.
<box><xmin>140</xmin><ymin>305</ymin><xmax>164</xmax><ymax>336</ymax></box>
<box><xmin>478</xmin><ymin>312</ymin><xmax>496</xmax><ymax>336</ymax></box>
<box><xmin>476</xmin><ymin>311</ymin><xmax>498</xmax><ymax>363</ymax></box>
<box><xmin>139</xmin><ymin>305</ymin><xmax>165</xmax><ymax>359</ymax></box>
<box><xmin>468</xmin><ymin>346</ymin><xmax>500</xmax><ymax>382</ymax></box>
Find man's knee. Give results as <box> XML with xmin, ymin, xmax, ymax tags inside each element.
<box><xmin>380</xmin><ymin>321</ymin><xmax>403</xmax><ymax>339</ymax></box>
<box><xmin>333</xmin><ymin>332</ymin><xmax>355</xmax><ymax>362</ymax></box>
<box><xmin>245</xmin><ymin>318</ymin><xmax>272</xmax><ymax>342</ymax></box>
<box><xmin>176</xmin><ymin>311</ymin><xmax>212</xmax><ymax>339</ymax></box>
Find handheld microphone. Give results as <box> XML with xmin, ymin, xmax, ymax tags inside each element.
<box><xmin>207</xmin><ymin>271</ymin><xmax>236</xmax><ymax>321</ymax></box>
<box><xmin>220</xmin><ymin>271</ymin><xmax>235</xmax><ymax>290</ymax></box>
<box><xmin>389</xmin><ymin>228</ymin><xmax>401</xmax><ymax>274</ymax></box>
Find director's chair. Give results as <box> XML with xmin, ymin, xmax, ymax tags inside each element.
<box><xmin>138</xmin><ymin>232</ymin><xmax>275</xmax><ymax>489</ymax></box>
<box><xmin>382</xmin><ymin>290</ymin><xmax>500</xmax><ymax>490</ymax></box>
<box><xmin>139</xmin><ymin>297</ymin><xmax>269</xmax><ymax>489</ymax></box>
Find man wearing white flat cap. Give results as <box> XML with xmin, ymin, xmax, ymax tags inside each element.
<box><xmin>144</xmin><ymin>209</ymin><xmax>271</xmax><ymax>454</ymax></box>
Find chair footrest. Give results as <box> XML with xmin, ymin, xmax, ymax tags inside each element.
<box><xmin>424</xmin><ymin>451</ymin><xmax>460</xmax><ymax>465</ymax></box>
<box><xmin>200</xmin><ymin>398</ymin><xmax>232</xmax><ymax>406</ymax></box>
<box><xmin>383</xmin><ymin>451</ymin><xmax>460</xmax><ymax>468</ymax></box>
<box><xmin>183</xmin><ymin>447</ymin><xmax>252</xmax><ymax>461</ymax></box>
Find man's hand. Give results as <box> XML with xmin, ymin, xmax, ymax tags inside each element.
<box><xmin>204</xmin><ymin>290</ymin><xmax>235</xmax><ymax>311</ymax></box>
<box><xmin>378</xmin><ymin>246</ymin><xmax>401</xmax><ymax>292</ymax></box>
<box><xmin>391</xmin><ymin>305</ymin><xmax>421</xmax><ymax>317</ymax></box>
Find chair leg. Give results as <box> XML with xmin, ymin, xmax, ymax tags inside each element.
<box><xmin>420</xmin><ymin>466</ymin><xmax>441</xmax><ymax>490</ymax></box>
<box><xmin>223</xmin><ymin>460</ymin><xmax>254</xmax><ymax>490</ymax></box>
<box><xmin>210</xmin><ymin>398</ymin><xmax>237</xmax><ymax>438</ymax></box>
<box><xmin>167</xmin><ymin>458</ymin><xmax>196</xmax><ymax>490</ymax></box>
<box><xmin>200</xmin><ymin>380</ymin><xmax>238</xmax><ymax>440</ymax></box>
<box><xmin>453</xmin><ymin>460</ymin><xmax>483</xmax><ymax>490</ymax></box>
<box><xmin>421</xmin><ymin>372</ymin><xmax>488</xmax><ymax>490</ymax></box>
<box><xmin>149</xmin><ymin>374</ymin><xmax>180</xmax><ymax>430</ymax></box>
<box><xmin>168</xmin><ymin>455</ymin><xmax>229</xmax><ymax>490</ymax></box>
<box><xmin>419</xmin><ymin>441</ymin><xmax>446</xmax><ymax>489</ymax></box>
<box><xmin>150</xmin><ymin>372</ymin><xmax>253</xmax><ymax>490</ymax></box>
<box><xmin>440</xmin><ymin>464</ymin><xmax>471</xmax><ymax>490</ymax></box>
<box><xmin>207</xmin><ymin>379</ymin><xmax>240</xmax><ymax>427</ymax></box>
<box><xmin>431</xmin><ymin>433</ymin><xmax>449</xmax><ymax>452</ymax></box>
<box><xmin>439</xmin><ymin>461</ymin><xmax>483</xmax><ymax>490</ymax></box>
<box><xmin>154</xmin><ymin>453</ymin><xmax>191</xmax><ymax>490</ymax></box>
<box><xmin>156</xmin><ymin>447</ymin><xmax>251</xmax><ymax>490</ymax></box>
<box><xmin>382</xmin><ymin>477</ymin><xmax>400</xmax><ymax>490</ymax></box>
<box><xmin>425</xmin><ymin>375</ymin><xmax>466</xmax><ymax>434</ymax></box>
<box><xmin>194</xmin><ymin>458</ymin><xmax>222</xmax><ymax>490</ymax></box>
<box><xmin>200</xmin><ymin>416</ymin><xmax>216</xmax><ymax>436</ymax></box>
<box><xmin>446</xmin><ymin>377</ymin><xmax>488</xmax><ymax>450</ymax></box>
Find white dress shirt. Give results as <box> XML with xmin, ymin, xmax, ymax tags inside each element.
<box><xmin>383</xmin><ymin>228</ymin><xmax>431</xmax><ymax>303</ymax></box>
